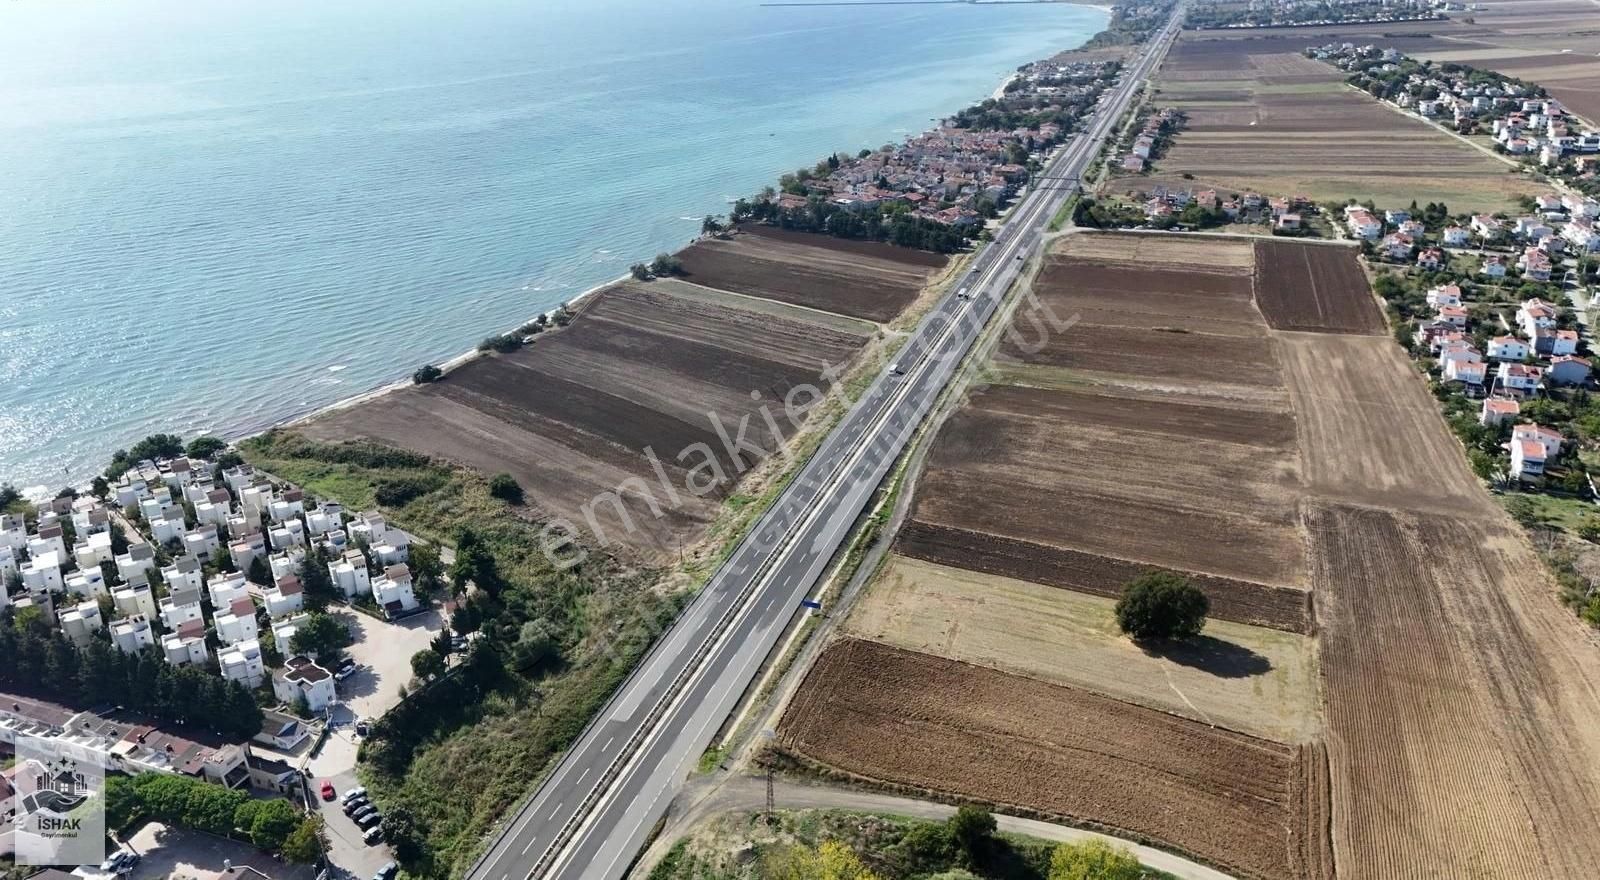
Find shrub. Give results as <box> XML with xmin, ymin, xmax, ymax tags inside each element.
<box><xmin>477</xmin><ymin>333</ymin><xmax>523</xmax><ymax>354</ymax></box>
<box><xmin>413</xmin><ymin>364</ymin><xmax>443</xmax><ymax>384</ymax></box>
<box><xmin>649</xmin><ymin>253</ymin><xmax>683</xmax><ymax>276</ymax></box>
<box><xmin>375</xmin><ymin>477</ymin><xmax>437</xmax><ymax>507</ymax></box>
<box><xmin>488</xmin><ymin>473</ymin><xmax>524</xmax><ymax>504</ymax></box>
<box><xmin>1115</xmin><ymin>570</ymin><xmax>1208</xmax><ymax>641</ymax></box>
<box><xmin>630</xmin><ymin>263</ymin><xmax>652</xmax><ymax>281</ymax></box>
<box><xmin>1047</xmin><ymin>839</ymin><xmax>1143</xmax><ymax>880</ymax></box>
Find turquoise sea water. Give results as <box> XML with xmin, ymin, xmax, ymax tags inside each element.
<box><xmin>0</xmin><ymin>0</ymin><xmax>1106</xmax><ymax>493</ymax></box>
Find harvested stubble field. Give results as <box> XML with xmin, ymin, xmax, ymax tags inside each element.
<box><xmin>675</xmin><ymin>225</ymin><xmax>948</xmax><ymax>323</ymax></box>
<box><xmin>846</xmin><ymin>554</ymin><xmax>1322</xmax><ymax>741</ymax></box>
<box><xmin>1253</xmin><ymin>240</ymin><xmax>1384</xmax><ymax>335</ymax></box>
<box><xmin>1275</xmin><ymin>332</ymin><xmax>1494</xmax><ymax>512</ymax></box>
<box><xmin>1145</xmin><ymin>31</ymin><xmax>1532</xmax><ymax>210</ymax></box>
<box><xmin>302</xmin><ymin>277</ymin><xmax>872</xmax><ymax>560</ymax></box>
<box><xmin>778</xmin><ymin>638</ymin><xmax>1333</xmax><ymax>880</ymax></box>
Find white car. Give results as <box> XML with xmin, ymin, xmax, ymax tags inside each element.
<box><xmin>341</xmin><ymin>786</ymin><xmax>368</xmax><ymax>805</ymax></box>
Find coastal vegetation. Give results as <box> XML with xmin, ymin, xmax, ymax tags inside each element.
<box><xmin>729</xmin><ymin>198</ymin><xmax>972</xmax><ymax>253</ymax></box>
<box><xmin>240</xmin><ymin>430</ymin><xmax>675</xmax><ymax>878</ymax></box>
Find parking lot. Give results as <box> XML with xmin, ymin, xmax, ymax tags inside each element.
<box><xmin>335</xmin><ymin>607</ymin><xmax>443</xmax><ymax>721</ymax></box>
<box><xmin>302</xmin><ymin>607</ymin><xmax>442</xmax><ymax>878</ymax></box>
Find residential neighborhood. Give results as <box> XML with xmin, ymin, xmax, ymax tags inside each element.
<box><xmin>1</xmin><ymin>448</ymin><xmax>452</xmax><ymax>880</ymax></box>
<box><xmin>732</xmin><ymin>58</ymin><xmax>1126</xmax><ymax>234</ymax></box>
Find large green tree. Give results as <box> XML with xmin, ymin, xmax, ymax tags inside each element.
<box><xmin>1115</xmin><ymin>571</ymin><xmax>1209</xmax><ymax>641</ymax></box>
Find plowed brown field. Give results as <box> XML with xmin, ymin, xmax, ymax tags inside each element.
<box><xmin>794</xmin><ymin>229</ymin><xmax>1600</xmax><ymax>880</ymax></box>
<box><xmin>676</xmin><ymin>225</ymin><xmax>947</xmax><ymax>322</ymax></box>
<box><xmin>778</xmin><ymin>639</ymin><xmax>1331</xmax><ymax>880</ymax></box>
<box><xmin>1308</xmin><ymin>503</ymin><xmax>1600</xmax><ymax>878</ymax></box>
<box><xmin>302</xmin><ymin>280</ymin><xmax>870</xmax><ymax>559</ymax></box>
<box><xmin>1254</xmin><ymin>241</ymin><xmax>1384</xmax><ymax>335</ymax></box>
<box><xmin>907</xmin><ymin>384</ymin><xmax>1306</xmax><ymax>589</ymax></box>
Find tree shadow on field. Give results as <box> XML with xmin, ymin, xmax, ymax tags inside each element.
<box><xmin>1137</xmin><ymin>634</ymin><xmax>1272</xmax><ymax>679</ymax></box>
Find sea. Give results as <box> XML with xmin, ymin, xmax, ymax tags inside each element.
<box><xmin>0</xmin><ymin>0</ymin><xmax>1108</xmax><ymax>496</ymax></box>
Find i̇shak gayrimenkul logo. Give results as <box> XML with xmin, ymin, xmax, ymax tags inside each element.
<box><xmin>14</xmin><ymin>734</ymin><xmax>107</xmax><ymax>867</ymax></box>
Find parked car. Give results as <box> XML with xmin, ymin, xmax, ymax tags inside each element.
<box><xmin>374</xmin><ymin>863</ymin><xmax>398</xmax><ymax>880</ymax></box>
<box><xmin>357</xmin><ymin>811</ymin><xmax>384</xmax><ymax>831</ymax></box>
<box><xmin>337</xmin><ymin>656</ymin><xmax>357</xmax><ymax>671</ymax></box>
<box><xmin>352</xmin><ymin>805</ymin><xmax>377</xmax><ymax>824</ymax></box>
<box><xmin>319</xmin><ymin>780</ymin><xmax>336</xmax><ymax>801</ymax></box>
<box><xmin>100</xmin><ymin>851</ymin><xmax>138</xmax><ymax>874</ymax></box>
<box><xmin>335</xmin><ymin>665</ymin><xmax>358</xmax><ymax>682</ymax></box>
<box><xmin>343</xmin><ymin>796</ymin><xmax>369</xmax><ymax>816</ymax></box>
<box><xmin>340</xmin><ymin>785</ymin><xmax>367</xmax><ymax>804</ymax></box>
<box><xmin>363</xmin><ymin>826</ymin><xmax>385</xmax><ymax>846</ymax></box>
<box><xmin>355</xmin><ymin>720</ymin><xmax>370</xmax><ymax>737</ymax></box>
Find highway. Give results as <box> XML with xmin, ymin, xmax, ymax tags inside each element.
<box><xmin>466</xmin><ymin>10</ymin><xmax>1184</xmax><ymax>880</ymax></box>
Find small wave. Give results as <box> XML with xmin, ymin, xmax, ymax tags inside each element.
<box><xmin>328</xmin><ymin>364</ymin><xmax>348</xmax><ymax>372</ymax></box>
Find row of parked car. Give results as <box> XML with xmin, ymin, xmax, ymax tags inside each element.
<box><xmin>322</xmin><ymin>783</ymin><xmax>387</xmax><ymax>846</ymax></box>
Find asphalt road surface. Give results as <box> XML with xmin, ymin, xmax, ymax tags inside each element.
<box><xmin>468</xmin><ymin>11</ymin><xmax>1186</xmax><ymax>880</ymax></box>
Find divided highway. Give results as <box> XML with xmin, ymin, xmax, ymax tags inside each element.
<box><xmin>467</xmin><ymin>11</ymin><xmax>1184</xmax><ymax>880</ymax></box>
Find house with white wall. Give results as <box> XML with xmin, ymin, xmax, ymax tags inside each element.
<box><xmin>1481</xmin><ymin>397</ymin><xmax>1521</xmax><ymax>426</ymax></box>
<box><xmin>372</xmin><ymin>564</ymin><xmax>419</xmax><ymax>618</ymax></box>
<box><xmin>112</xmin><ymin>582</ymin><xmax>158</xmax><ymax>620</ymax></box>
<box><xmin>265</xmin><ymin>574</ymin><xmax>305</xmax><ymax>619</ymax></box>
<box><xmin>215</xmin><ymin>597</ymin><xmax>260</xmax><ymax>646</ymax></box>
<box><xmin>111</xmin><ymin>615</ymin><xmax>156</xmax><ymax>655</ymax></box>
<box><xmin>58</xmin><ymin>600</ymin><xmax>104</xmax><ymax>647</ymax></box>
<box><xmin>219</xmin><ymin>640</ymin><xmax>266</xmax><ymax>688</ymax></box>
<box><xmin>1497</xmin><ymin>362</ymin><xmax>1545</xmax><ymax>395</ymax></box>
<box><xmin>159</xmin><ymin>587</ymin><xmax>204</xmax><ymax>631</ymax></box>
<box><xmin>1487</xmin><ymin>336</ymin><xmax>1530</xmax><ymax>361</ymax></box>
<box><xmin>273</xmin><ymin>656</ymin><xmax>335</xmax><ymax>713</ymax></box>
<box><xmin>162</xmin><ymin>619</ymin><xmax>210</xmax><ymax>666</ymax></box>
<box><xmin>328</xmin><ymin>550</ymin><xmax>371</xmax><ymax>599</ymax></box>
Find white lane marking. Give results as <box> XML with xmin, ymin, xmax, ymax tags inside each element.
<box><xmin>602</xmin><ymin>736</ymin><xmax>614</xmax><ymax>751</ymax></box>
<box><xmin>578</xmin><ymin>767</ymin><xmax>590</xmax><ymax>783</ymax></box>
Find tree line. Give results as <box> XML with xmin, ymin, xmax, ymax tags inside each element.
<box><xmin>105</xmin><ymin>772</ymin><xmax>323</xmax><ymax>862</ymax></box>
<box><xmin>729</xmin><ymin>196</ymin><xmax>972</xmax><ymax>253</ymax></box>
<box><xmin>0</xmin><ymin>609</ymin><xmax>262</xmax><ymax>740</ymax></box>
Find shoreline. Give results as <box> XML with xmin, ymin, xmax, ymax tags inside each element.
<box><xmin>245</xmin><ymin>33</ymin><xmax>1095</xmax><ymax>446</ymax></box>
<box><xmin>271</xmin><ymin>269</ymin><xmax>633</xmax><ymax>432</ymax></box>
<box><xmin>13</xmin><ymin>5</ymin><xmax>1116</xmax><ymax>499</ymax></box>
